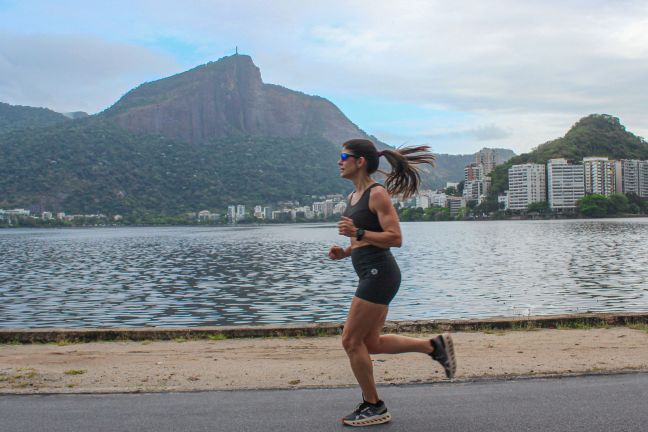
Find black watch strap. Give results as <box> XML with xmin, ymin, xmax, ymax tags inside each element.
<box><xmin>356</xmin><ymin>228</ymin><xmax>365</xmax><ymax>241</ymax></box>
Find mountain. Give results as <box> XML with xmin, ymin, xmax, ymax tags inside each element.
<box><xmin>489</xmin><ymin>114</ymin><xmax>648</xmax><ymax>195</ymax></box>
<box><xmin>0</xmin><ymin>54</ymin><xmax>516</xmax><ymax>214</ymax></box>
<box><xmin>102</xmin><ymin>54</ymin><xmax>371</xmax><ymax>146</ymax></box>
<box><xmin>0</xmin><ymin>55</ymin><xmax>381</xmax><ymax>214</ymax></box>
<box><xmin>0</xmin><ymin>102</ymin><xmax>69</xmax><ymax>134</ymax></box>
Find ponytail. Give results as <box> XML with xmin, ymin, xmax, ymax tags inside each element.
<box><xmin>342</xmin><ymin>139</ymin><xmax>435</xmax><ymax>199</ymax></box>
<box><xmin>379</xmin><ymin>146</ymin><xmax>435</xmax><ymax>198</ymax></box>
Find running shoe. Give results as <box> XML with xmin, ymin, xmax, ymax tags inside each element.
<box><xmin>342</xmin><ymin>400</ymin><xmax>392</xmax><ymax>427</ymax></box>
<box><xmin>429</xmin><ymin>333</ymin><xmax>457</xmax><ymax>379</ymax></box>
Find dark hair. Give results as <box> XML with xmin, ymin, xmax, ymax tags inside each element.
<box><xmin>342</xmin><ymin>138</ymin><xmax>435</xmax><ymax>198</ymax></box>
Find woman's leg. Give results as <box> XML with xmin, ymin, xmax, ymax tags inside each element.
<box><xmin>341</xmin><ymin>296</ymin><xmax>388</xmax><ymax>404</ymax></box>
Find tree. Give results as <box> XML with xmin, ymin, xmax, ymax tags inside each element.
<box><xmin>577</xmin><ymin>194</ymin><xmax>608</xmax><ymax>218</ymax></box>
<box><xmin>607</xmin><ymin>193</ymin><xmax>629</xmax><ymax>214</ymax></box>
<box><xmin>527</xmin><ymin>201</ymin><xmax>549</xmax><ymax>214</ymax></box>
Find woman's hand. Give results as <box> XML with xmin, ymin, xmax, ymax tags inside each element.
<box><xmin>337</xmin><ymin>216</ymin><xmax>357</xmax><ymax>238</ymax></box>
<box><xmin>328</xmin><ymin>244</ymin><xmax>348</xmax><ymax>260</ymax></box>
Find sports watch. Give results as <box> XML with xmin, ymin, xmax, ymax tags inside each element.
<box><xmin>356</xmin><ymin>228</ymin><xmax>365</xmax><ymax>241</ymax></box>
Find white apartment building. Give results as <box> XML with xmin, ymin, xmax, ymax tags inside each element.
<box><xmin>312</xmin><ymin>200</ymin><xmax>335</xmax><ymax>218</ymax></box>
<box><xmin>547</xmin><ymin>159</ymin><xmax>584</xmax><ymax>210</ymax></box>
<box><xmin>236</xmin><ymin>204</ymin><xmax>246</xmax><ymax>221</ymax></box>
<box><xmin>430</xmin><ymin>193</ymin><xmax>447</xmax><ymax>207</ymax></box>
<box><xmin>416</xmin><ymin>195</ymin><xmax>431</xmax><ymax>209</ymax></box>
<box><xmin>508</xmin><ymin>164</ymin><xmax>546</xmax><ymax>210</ymax></box>
<box><xmin>640</xmin><ymin>161</ymin><xmax>648</xmax><ymax>198</ymax></box>
<box><xmin>619</xmin><ymin>160</ymin><xmax>648</xmax><ymax>198</ymax></box>
<box><xmin>227</xmin><ymin>205</ymin><xmax>236</xmax><ymax>223</ymax></box>
<box><xmin>583</xmin><ymin>157</ymin><xmax>616</xmax><ymax>196</ymax></box>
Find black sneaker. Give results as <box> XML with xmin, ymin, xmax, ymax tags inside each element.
<box><xmin>429</xmin><ymin>333</ymin><xmax>457</xmax><ymax>379</ymax></box>
<box><xmin>342</xmin><ymin>400</ymin><xmax>392</xmax><ymax>427</ymax></box>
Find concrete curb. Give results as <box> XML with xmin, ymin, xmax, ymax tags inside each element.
<box><xmin>1</xmin><ymin>312</ymin><xmax>647</xmax><ymax>344</ymax></box>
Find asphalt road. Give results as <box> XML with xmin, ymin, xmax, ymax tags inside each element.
<box><xmin>2</xmin><ymin>373</ymin><xmax>647</xmax><ymax>431</ymax></box>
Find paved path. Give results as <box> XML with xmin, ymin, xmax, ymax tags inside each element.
<box><xmin>2</xmin><ymin>373</ymin><xmax>647</xmax><ymax>431</ymax></box>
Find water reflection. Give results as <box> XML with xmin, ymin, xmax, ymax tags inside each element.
<box><xmin>1</xmin><ymin>219</ymin><xmax>647</xmax><ymax>328</ymax></box>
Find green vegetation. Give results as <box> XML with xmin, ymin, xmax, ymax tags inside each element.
<box><xmin>64</xmin><ymin>369</ymin><xmax>87</xmax><ymax>375</ymax></box>
<box><xmin>398</xmin><ymin>206</ymin><xmax>452</xmax><ymax>221</ymax></box>
<box><xmin>577</xmin><ymin>193</ymin><xmax>634</xmax><ymax>218</ymax></box>
<box><xmin>0</xmin><ymin>102</ymin><xmax>69</xmax><ymax>134</ymax></box>
<box><xmin>0</xmin><ymin>118</ymin><xmax>347</xmax><ymax>215</ymax></box>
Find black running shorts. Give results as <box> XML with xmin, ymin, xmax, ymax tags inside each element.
<box><xmin>351</xmin><ymin>246</ymin><xmax>401</xmax><ymax>305</ymax></box>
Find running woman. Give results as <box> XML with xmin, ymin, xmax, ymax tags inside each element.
<box><xmin>328</xmin><ymin>138</ymin><xmax>457</xmax><ymax>427</ymax></box>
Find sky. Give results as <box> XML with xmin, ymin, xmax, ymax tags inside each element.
<box><xmin>1</xmin><ymin>0</ymin><xmax>647</xmax><ymax>155</ymax></box>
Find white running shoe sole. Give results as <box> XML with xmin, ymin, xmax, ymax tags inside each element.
<box><xmin>343</xmin><ymin>412</ymin><xmax>392</xmax><ymax>427</ymax></box>
<box><xmin>441</xmin><ymin>333</ymin><xmax>457</xmax><ymax>379</ymax></box>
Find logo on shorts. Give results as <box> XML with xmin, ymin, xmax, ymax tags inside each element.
<box><xmin>370</xmin><ymin>268</ymin><xmax>379</xmax><ymax>276</ymax></box>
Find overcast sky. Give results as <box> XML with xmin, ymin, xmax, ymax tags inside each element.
<box><xmin>1</xmin><ymin>0</ymin><xmax>646</xmax><ymax>154</ymax></box>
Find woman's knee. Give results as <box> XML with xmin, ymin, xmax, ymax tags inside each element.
<box><xmin>341</xmin><ymin>333</ymin><xmax>364</xmax><ymax>354</ymax></box>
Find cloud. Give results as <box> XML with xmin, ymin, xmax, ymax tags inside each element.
<box><xmin>0</xmin><ymin>32</ymin><xmax>179</xmax><ymax>113</ymax></box>
<box><xmin>0</xmin><ymin>1</ymin><xmax>646</xmax><ymax>152</ymax></box>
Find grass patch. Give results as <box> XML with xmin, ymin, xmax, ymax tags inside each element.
<box><xmin>16</xmin><ymin>368</ymin><xmax>38</xmax><ymax>379</ymax></box>
<box><xmin>627</xmin><ymin>323</ymin><xmax>648</xmax><ymax>333</ymax></box>
<box><xmin>207</xmin><ymin>334</ymin><xmax>227</xmax><ymax>341</ymax></box>
<box><xmin>64</xmin><ymin>369</ymin><xmax>87</xmax><ymax>375</ymax></box>
<box><xmin>511</xmin><ymin>322</ymin><xmax>540</xmax><ymax>331</ymax></box>
<box><xmin>173</xmin><ymin>337</ymin><xmax>188</xmax><ymax>343</ymax></box>
<box><xmin>556</xmin><ymin>320</ymin><xmax>610</xmax><ymax>330</ymax></box>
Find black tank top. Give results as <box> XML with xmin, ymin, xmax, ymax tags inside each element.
<box><xmin>343</xmin><ymin>183</ymin><xmax>384</xmax><ymax>233</ymax></box>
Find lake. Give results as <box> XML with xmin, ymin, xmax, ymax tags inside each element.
<box><xmin>1</xmin><ymin>219</ymin><xmax>647</xmax><ymax>328</ymax></box>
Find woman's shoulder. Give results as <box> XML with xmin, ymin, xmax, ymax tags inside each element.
<box><xmin>368</xmin><ymin>183</ymin><xmax>392</xmax><ymax>205</ymax></box>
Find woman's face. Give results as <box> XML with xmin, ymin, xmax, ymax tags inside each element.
<box><xmin>338</xmin><ymin>147</ymin><xmax>362</xmax><ymax>179</ymax></box>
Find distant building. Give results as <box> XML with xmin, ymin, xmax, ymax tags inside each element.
<box><xmin>227</xmin><ymin>205</ymin><xmax>236</xmax><ymax>223</ymax></box>
<box><xmin>498</xmin><ymin>191</ymin><xmax>509</xmax><ymax>211</ymax></box>
<box><xmin>464</xmin><ymin>163</ymin><xmax>484</xmax><ymax>182</ymax></box>
<box><xmin>41</xmin><ymin>211</ymin><xmax>53</xmax><ymax>220</ymax></box>
<box><xmin>416</xmin><ymin>195</ymin><xmax>431</xmax><ymax>209</ymax></box>
<box><xmin>254</xmin><ymin>205</ymin><xmax>263</xmax><ymax>219</ymax></box>
<box><xmin>547</xmin><ymin>159</ymin><xmax>584</xmax><ymax>210</ymax></box>
<box><xmin>333</xmin><ymin>201</ymin><xmax>347</xmax><ymax>215</ymax></box>
<box><xmin>583</xmin><ymin>157</ymin><xmax>616</xmax><ymax>196</ymax></box>
<box><xmin>236</xmin><ymin>205</ymin><xmax>246</xmax><ymax>222</ymax></box>
<box><xmin>475</xmin><ymin>148</ymin><xmax>496</xmax><ymax>175</ymax></box>
<box><xmin>445</xmin><ymin>196</ymin><xmax>465</xmax><ymax>216</ymax></box>
<box><xmin>313</xmin><ymin>200</ymin><xmax>335</xmax><ymax>218</ymax></box>
<box><xmin>430</xmin><ymin>193</ymin><xmax>447</xmax><ymax>207</ymax></box>
<box><xmin>262</xmin><ymin>207</ymin><xmax>273</xmax><ymax>220</ymax></box>
<box><xmin>508</xmin><ymin>164</ymin><xmax>546</xmax><ymax>211</ymax></box>
<box><xmin>619</xmin><ymin>159</ymin><xmax>648</xmax><ymax>198</ymax></box>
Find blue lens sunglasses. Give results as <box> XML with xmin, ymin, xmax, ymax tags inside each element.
<box><xmin>340</xmin><ymin>152</ymin><xmax>360</xmax><ymax>161</ymax></box>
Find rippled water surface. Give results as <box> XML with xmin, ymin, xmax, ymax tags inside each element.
<box><xmin>1</xmin><ymin>219</ymin><xmax>647</xmax><ymax>328</ymax></box>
